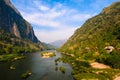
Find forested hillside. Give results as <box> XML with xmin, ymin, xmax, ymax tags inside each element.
<box><xmin>60</xmin><ymin>2</ymin><xmax>120</xmax><ymax>80</ymax></box>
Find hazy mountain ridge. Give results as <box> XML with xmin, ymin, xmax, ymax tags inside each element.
<box><xmin>49</xmin><ymin>39</ymin><xmax>66</xmax><ymax>48</ymax></box>
<box><xmin>42</xmin><ymin>42</ymin><xmax>56</xmax><ymax>50</ymax></box>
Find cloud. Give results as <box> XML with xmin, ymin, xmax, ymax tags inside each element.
<box><xmin>21</xmin><ymin>4</ymin><xmax>94</xmax><ymax>28</ymax></box>
<box><xmin>37</xmin><ymin>5</ymin><xmax>50</xmax><ymax>11</ymax></box>
<box><xmin>33</xmin><ymin>1</ymin><xmax>50</xmax><ymax>11</ymax></box>
<box><xmin>12</xmin><ymin>0</ymin><xmax>109</xmax><ymax>42</ymax></box>
<box><xmin>72</xmin><ymin>13</ymin><xmax>97</xmax><ymax>22</ymax></box>
<box><xmin>20</xmin><ymin>2</ymin><xmax>68</xmax><ymax>28</ymax></box>
<box><xmin>18</xmin><ymin>0</ymin><xmax>97</xmax><ymax>42</ymax></box>
<box><xmin>34</xmin><ymin>27</ymin><xmax>77</xmax><ymax>43</ymax></box>
<box><xmin>22</xmin><ymin>12</ymin><xmax>61</xmax><ymax>28</ymax></box>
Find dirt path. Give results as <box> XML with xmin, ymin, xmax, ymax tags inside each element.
<box><xmin>114</xmin><ymin>77</ymin><xmax>120</xmax><ymax>80</ymax></box>
<box><xmin>113</xmin><ymin>73</ymin><xmax>120</xmax><ymax>80</ymax></box>
<box><xmin>90</xmin><ymin>62</ymin><xmax>120</xmax><ymax>80</ymax></box>
<box><xmin>90</xmin><ymin>62</ymin><xmax>110</xmax><ymax>69</ymax></box>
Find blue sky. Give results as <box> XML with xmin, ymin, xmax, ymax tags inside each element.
<box><xmin>10</xmin><ymin>0</ymin><xmax>116</xmax><ymax>43</ymax></box>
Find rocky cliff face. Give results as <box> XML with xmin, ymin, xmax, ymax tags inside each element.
<box><xmin>0</xmin><ymin>0</ymin><xmax>38</xmax><ymax>43</ymax></box>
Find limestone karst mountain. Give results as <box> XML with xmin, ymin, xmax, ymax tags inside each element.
<box><xmin>0</xmin><ymin>0</ymin><xmax>43</xmax><ymax>54</ymax></box>
<box><xmin>0</xmin><ymin>0</ymin><xmax>38</xmax><ymax>42</ymax></box>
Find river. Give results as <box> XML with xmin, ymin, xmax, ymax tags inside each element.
<box><xmin>0</xmin><ymin>50</ymin><xmax>73</xmax><ymax>80</ymax></box>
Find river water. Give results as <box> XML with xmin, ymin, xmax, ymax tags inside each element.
<box><xmin>0</xmin><ymin>50</ymin><xmax>73</xmax><ymax>80</ymax></box>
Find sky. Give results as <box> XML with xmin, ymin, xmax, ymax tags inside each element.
<box><xmin>10</xmin><ymin>0</ymin><xmax>116</xmax><ymax>43</ymax></box>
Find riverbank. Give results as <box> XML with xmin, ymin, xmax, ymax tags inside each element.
<box><xmin>61</xmin><ymin>53</ymin><xmax>120</xmax><ymax>80</ymax></box>
<box><xmin>0</xmin><ymin>54</ymin><xmax>25</xmax><ymax>62</ymax></box>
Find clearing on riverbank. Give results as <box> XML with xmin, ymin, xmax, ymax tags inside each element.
<box><xmin>90</xmin><ymin>62</ymin><xmax>110</xmax><ymax>69</ymax></box>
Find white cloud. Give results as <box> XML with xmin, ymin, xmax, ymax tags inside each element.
<box><xmin>72</xmin><ymin>13</ymin><xmax>96</xmax><ymax>21</ymax></box>
<box><xmin>22</xmin><ymin>13</ymin><xmax>59</xmax><ymax>27</ymax></box>
<box><xmin>11</xmin><ymin>0</ymin><xmax>116</xmax><ymax>43</ymax></box>
<box><xmin>38</xmin><ymin>5</ymin><xmax>49</xmax><ymax>11</ymax></box>
<box><xmin>21</xmin><ymin>2</ymin><xmax>67</xmax><ymax>28</ymax></box>
<box><xmin>34</xmin><ymin>27</ymin><xmax>77</xmax><ymax>43</ymax></box>
<box><xmin>34</xmin><ymin>1</ymin><xmax>50</xmax><ymax>11</ymax></box>
<box><xmin>19</xmin><ymin>0</ymin><xmax>97</xmax><ymax>42</ymax></box>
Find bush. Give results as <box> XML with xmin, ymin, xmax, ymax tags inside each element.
<box><xmin>96</xmin><ymin>51</ymin><xmax>120</xmax><ymax>69</ymax></box>
<box><xmin>59</xmin><ymin>66</ymin><xmax>65</xmax><ymax>73</ymax></box>
<box><xmin>21</xmin><ymin>70</ymin><xmax>32</xmax><ymax>79</ymax></box>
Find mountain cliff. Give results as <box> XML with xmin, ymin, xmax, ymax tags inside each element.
<box><xmin>0</xmin><ymin>0</ymin><xmax>43</xmax><ymax>55</ymax></box>
<box><xmin>0</xmin><ymin>0</ymin><xmax>38</xmax><ymax>43</ymax></box>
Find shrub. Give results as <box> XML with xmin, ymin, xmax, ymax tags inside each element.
<box><xmin>96</xmin><ymin>51</ymin><xmax>120</xmax><ymax>69</ymax></box>
<box><xmin>59</xmin><ymin>66</ymin><xmax>65</xmax><ymax>73</ymax></box>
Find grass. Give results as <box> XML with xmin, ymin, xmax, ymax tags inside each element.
<box><xmin>61</xmin><ymin>54</ymin><xmax>120</xmax><ymax>80</ymax></box>
<box><xmin>0</xmin><ymin>54</ymin><xmax>25</xmax><ymax>62</ymax></box>
<box><xmin>72</xmin><ymin>68</ymin><xmax>120</xmax><ymax>80</ymax></box>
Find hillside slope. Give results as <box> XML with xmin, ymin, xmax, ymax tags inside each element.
<box><xmin>60</xmin><ymin>2</ymin><xmax>120</xmax><ymax>80</ymax></box>
<box><xmin>61</xmin><ymin>2</ymin><xmax>120</xmax><ymax>58</ymax></box>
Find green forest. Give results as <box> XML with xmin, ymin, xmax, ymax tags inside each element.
<box><xmin>60</xmin><ymin>2</ymin><xmax>120</xmax><ymax>80</ymax></box>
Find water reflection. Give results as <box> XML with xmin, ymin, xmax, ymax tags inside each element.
<box><xmin>0</xmin><ymin>50</ymin><xmax>73</xmax><ymax>80</ymax></box>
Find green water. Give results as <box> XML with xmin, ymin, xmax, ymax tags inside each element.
<box><xmin>0</xmin><ymin>50</ymin><xmax>73</xmax><ymax>80</ymax></box>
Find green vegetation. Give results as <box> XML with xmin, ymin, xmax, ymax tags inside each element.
<box><xmin>55</xmin><ymin>57</ymin><xmax>61</xmax><ymax>62</ymax></box>
<box><xmin>21</xmin><ymin>70</ymin><xmax>32</xmax><ymax>79</ymax></box>
<box><xmin>59</xmin><ymin>2</ymin><xmax>120</xmax><ymax>80</ymax></box>
<box><xmin>41</xmin><ymin>52</ymin><xmax>56</xmax><ymax>58</ymax></box>
<box><xmin>0</xmin><ymin>31</ymin><xmax>42</xmax><ymax>62</ymax></box>
<box><xmin>61</xmin><ymin>54</ymin><xmax>120</xmax><ymax>80</ymax></box>
<box><xmin>54</xmin><ymin>57</ymin><xmax>62</xmax><ymax>65</ymax></box>
<box><xmin>0</xmin><ymin>32</ymin><xmax>41</xmax><ymax>55</ymax></box>
<box><xmin>59</xmin><ymin>66</ymin><xmax>65</xmax><ymax>73</ymax></box>
<box><xmin>96</xmin><ymin>51</ymin><xmax>120</xmax><ymax>69</ymax></box>
<box><xmin>0</xmin><ymin>54</ymin><xmax>25</xmax><ymax>62</ymax></box>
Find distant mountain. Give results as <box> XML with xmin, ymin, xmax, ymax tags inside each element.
<box><xmin>42</xmin><ymin>42</ymin><xmax>56</xmax><ymax>50</ymax></box>
<box><xmin>0</xmin><ymin>0</ymin><xmax>43</xmax><ymax>54</ymax></box>
<box><xmin>0</xmin><ymin>0</ymin><xmax>38</xmax><ymax>43</ymax></box>
<box><xmin>49</xmin><ymin>39</ymin><xmax>66</xmax><ymax>48</ymax></box>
